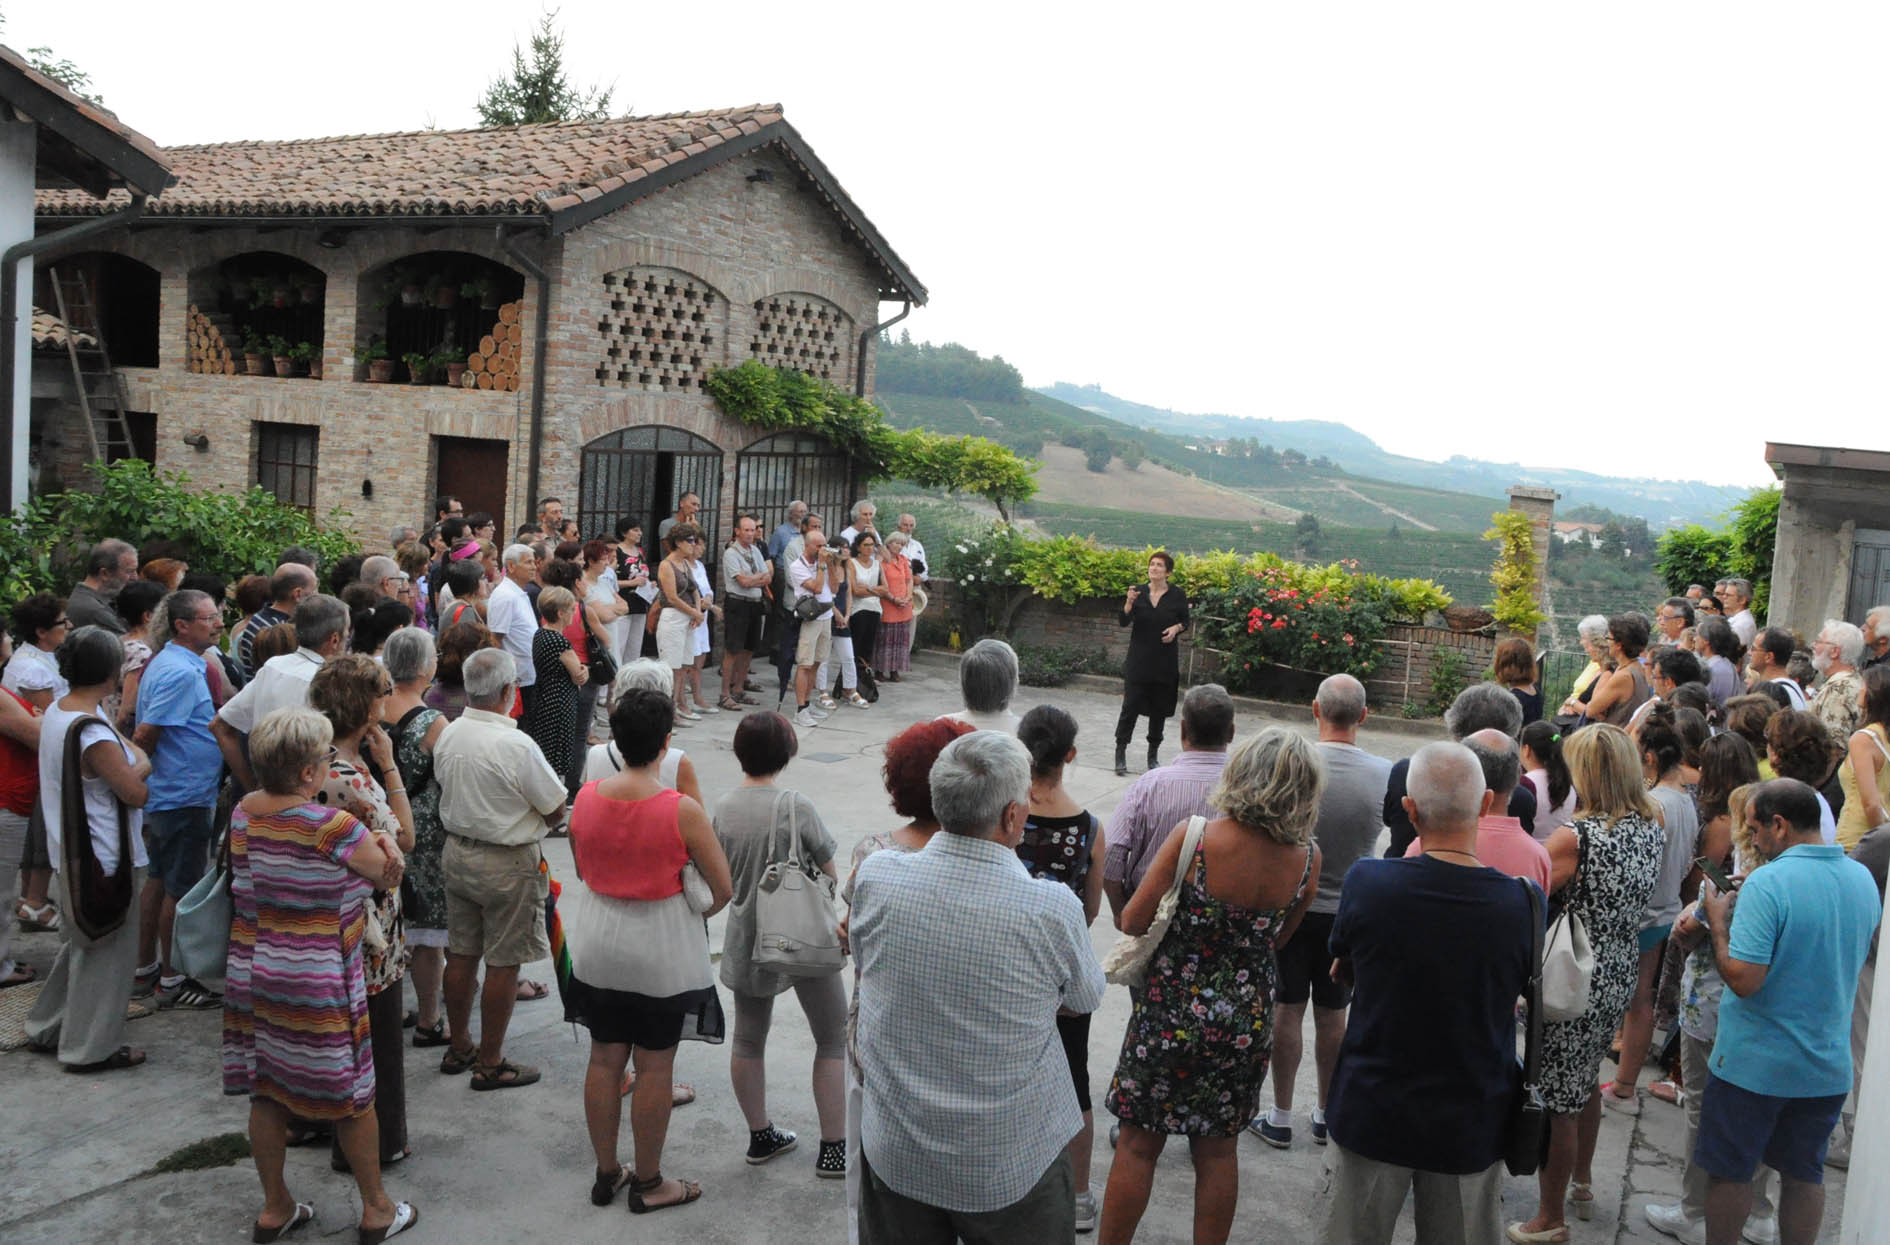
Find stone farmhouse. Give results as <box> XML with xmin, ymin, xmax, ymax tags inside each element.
<box><xmin>30</xmin><ymin>104</ymin><xmax>926</xmax><ymax>557</ymax></box>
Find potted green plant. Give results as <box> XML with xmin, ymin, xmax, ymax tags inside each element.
<box><xmin>242</xmin><ymin>329</ymin><xmax>268</xmax><ymax>375</ymax></box>
<box><xmin>391</xmin><ymin>266</ymin><xmax>424</xmax><ymax>307</ymax></box>
<box><xmin>427</xmin><ymin>275</ymin><xmax>458</xmax><ymax>310</ymax></box>
<box><xmin>433</xmin><ymin>343</ymin><xmax>466</xmax><ymax>387</ymax></box>
<box><xmin>462</xmin><ymin>276</ymin><xmax>499</xmax><ymax>310</ymax></box>
<box><xmin>401</xmin><ymin>351</ymin><xmax>430</xmax><ymax>385</ymax></box>
<box><xmin>267</xmin><ymin>334</ymin><xmax>294</xmax><ymax>377</ymax></box>
<box><xmin>288</xmin><ymin>340</ymin><xmax>316</xmax><ymax>377</ymax></box>
<box><xmin>359</xmin><ymin>338</ymin><xmax>394</xmax><ymax>383</ymax></box>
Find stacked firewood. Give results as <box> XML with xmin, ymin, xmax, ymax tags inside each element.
<box><xmin>462</xmin><ymin>301</ymin><xmax>522</xmax><ymax>391</ymax></box>
<box><xmin>185</xmin><ymin>306</ymin><xmax>235</xmax><ymax>375</ymax></box>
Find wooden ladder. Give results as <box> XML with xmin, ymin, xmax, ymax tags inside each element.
<box><xmin>48</xmin><ymin>266</ymin><xmax>136</xmax><ymax>464</ymax></box>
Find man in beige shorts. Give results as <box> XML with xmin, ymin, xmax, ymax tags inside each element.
<box><xmin>432</xmin><ymin>648</ymin><xmax>569</xmax><ymax>1090</ymax></box>
<box><xmin>788</xmin><ymin>530</ymin><xmax>837</xmax><ymax>728</ymax></box>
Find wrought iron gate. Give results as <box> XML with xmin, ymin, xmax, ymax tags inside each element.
<box><xmin>579</xmin><ymin>426</ymin><xmax>723</xmax><ymax>565</ymax></box>
<box><xmin>734</xmin><ymin>431</ymin><xmax>856</xmax><ymax>543</ymax></box>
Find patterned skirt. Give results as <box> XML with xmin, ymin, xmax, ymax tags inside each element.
<box><xmin>875</xmin><ymin>619</ymin><xmax>913</xmax><ymax>673</ymax></box>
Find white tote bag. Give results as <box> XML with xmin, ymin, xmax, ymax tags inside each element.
<box><xmin>1102</xmin><ymin>815</ymin><xmax>1207</xmax><ymax>988</ymax></box>
<box><xmin>1540</xmin><ymin>827</ymin><xmax>1594</xmax><ymax>1021</ymax></box>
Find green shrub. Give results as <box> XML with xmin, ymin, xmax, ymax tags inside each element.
<box><xmin>1425</xmin><ymin>647</ymin><xmax>1470</xmax><ymax>717</ymax></box>
<box><xmin>0</xmin><ymin>460</ymin><xmax>358</xmax><ymax>610</ymax></box>
<box><xmin>1015</xmin><ymin>643</ymin><xmax>1112</xmax><ymax>687</ymax></box>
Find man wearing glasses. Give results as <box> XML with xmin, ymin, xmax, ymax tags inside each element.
<box><xmin>360</xmin><ymin>555</ymin><xmax>411</xmax><ymax>605</ymax></box>
<box><xmin>130</xmin><ymin>589</ymin><xmax>226</xmax><ymax>1009</ymax></box>
<box><xmin>1655</xmin><ymin>597</ymin><xmax>1695</xmax><ymax>646</ymax></box>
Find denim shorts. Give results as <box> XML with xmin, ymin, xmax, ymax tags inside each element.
<box><xmin>143</xmin><ymin>806</ymin><xmax>214</xmax><ymax>898</ymax></box>
<box><xmin>1694</xmin><ymin>1073</ymin><xmax>1845</xmax><ymax>1184</ymax></box>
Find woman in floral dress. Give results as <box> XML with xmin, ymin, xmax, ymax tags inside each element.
<box><xmin>1101</xmin><ymin>728</ymin><xmax>1324</xmax><ymax>1245</ymax></box>
<box><xmin>1511</xmin><ymin>724</ymin><xmax>1663</xmax><ymax>1241</ymax></box>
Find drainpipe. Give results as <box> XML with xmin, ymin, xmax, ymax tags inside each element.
<box><xmin>497</xmin><ymin>225</ymin><xmax>553</xmax><ymax>523</ymax></box>
<box><xmin>1</xmin><ymin>195</ymin><xmax>150</xmax><ymax>512</ymax></box>
<box><xmin>856</xmin><ymin>299</ymin><xmax>911</xmax><ymax>398</ymax></box>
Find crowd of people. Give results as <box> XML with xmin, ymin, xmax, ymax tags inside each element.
<box><xmin>2</xmin><ymin>519</ymin><xmax>1887</xmax><ymax>1245</ymax></box>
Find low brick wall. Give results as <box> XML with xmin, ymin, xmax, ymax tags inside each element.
<box><xmin>927</xmin><ymin>579</ymin><xmax>1494</xmax><ymax>715</ymax></box>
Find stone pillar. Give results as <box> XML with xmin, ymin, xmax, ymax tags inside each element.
<box><xmin>1506</xmin><ymin>485</ymin><xmax>1559</xmax><ymax>642</ymax></box>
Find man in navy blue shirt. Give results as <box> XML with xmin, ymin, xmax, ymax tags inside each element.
<box><xmin>1322</xmin><ymin>740</ymin><xmax>1539</xmax><ymax>1244</ymax></box>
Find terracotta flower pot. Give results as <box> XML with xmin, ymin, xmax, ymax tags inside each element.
<box><xmin>1443</xmin><ymin>605</ymin><xmax>1496</xmax><ymax>633</ymax></box>
<box><xmin>273</xmin><ymin>356</ymin><xmax>294</xmax><ymax>377</ymax></box>
<box><xmin>300</xmin><ymin>286</ymin><xmax>320</xmax><ymax>305</ymax></box>
<box><xmin>445</xmin><ymin>363</ymin><xmax>467</xmax><ymax>386</ymax></box>
<box><xmin>272</xmin><ymin>287</ymin><xmax>291</xmax><ymax>308</ymax></box>
<box><xmin>368</xmin><ymin>359</ymin><xmax>395</xmax><ymax>383</ymax></box>
<box><xmin>434</xmin><ymin>286</ymin><xmax>458</xmax><ymax>309</ymax></box>
<box><xmin>400</xmin><ymin>285</ymin><xmax>423</xmax><ymax>307</ymax></box>
<box><xmin>406</xmin><ymin>368</ymin><xmax>428</xmax><ymax>386</ymax></box>
<box><xmin>245</xmin><ymin>353</ymin><xmax>267</xmax><ymax>376</ymax></box>
<box><xmin>308</xmin><ymin>359</ymin><xmax>323</xmax><ymax>379</ymax></box>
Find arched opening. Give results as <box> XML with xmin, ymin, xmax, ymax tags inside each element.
<box><xmin>356</xmin><ymin>251</ymin><xmax>526</xmax><ymax>386</ymax></box>
<box><xmin>735</xmin><ymin>431</ymin><xmax>856</xmax><ymax>542</ymax></box>
<box><xmin>185</xmin><ymin>252</ymin><xmax>327</xmax><ymax>377</ymax></box>
<box><xmin>580</xmin><ymin>426</ymin><xmax>724</xmax><ymax>568</ymax></box>
<box><xmin>33</xmin><ymin>252</ymin><xmax>161</xmax><ymax>368</ymax></box>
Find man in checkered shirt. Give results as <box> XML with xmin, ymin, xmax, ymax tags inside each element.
<box><xmin>851</xmin><ymin>730</ymin><xmax>1106</xmax><ymax>1241</ymax></box>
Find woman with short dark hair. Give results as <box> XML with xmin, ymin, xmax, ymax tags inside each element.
<box><xmin>1584</xmin><ymin>613</ymin><xmax>1652</xmax><ymax>728</ymax></box>
<box><xmin>4</xmin><ymin>591</ymin><xmax>71</xmax><ymax>710</ymax></box>
<box><xmin>107</xmin><ymin>579</ymin><xmax>166</xmax><ymax>730</ymax></box>
<box><xmin>711</xmin><ymin>710</ymin><xmax>846</xmax><ymax>1176</ymax></box>
<box><xmin>564</xmin><ymin>688</ymin><xmax>730</xmax><ymax>1212</ymax></box>
<box><xmin>1114</xmin><ymin>550</ymin><xmax>1189</xmax><ymax>775</ymax></box>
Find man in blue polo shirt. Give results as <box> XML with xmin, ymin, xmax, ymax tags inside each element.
<box><xmin>131</xmin><ymin>589</ymin><xmax>227</xmax><ymax>1009</ymax></box>
<box><xmin>1699</xmin><ymin>778</ymin><xmax>1879</xmax><ymax>1245</ymax></box>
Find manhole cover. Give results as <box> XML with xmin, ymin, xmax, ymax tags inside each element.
<box><xmin>803</xmin><ymin>752</ymin><xmax>850</xmax><ymax>764</ymax></box>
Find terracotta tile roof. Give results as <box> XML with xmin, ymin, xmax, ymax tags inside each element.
<box><xmin>34</xmin><ymin>106</ymin><xmax>784</xmax><ymax>219</ymax></box>
<box><xmin>1</xmin><ymin>43</ymin><xmax>172</xmax><ymax>198</ymax></box>
<box><xmin>30</xmin><ymin>306</ymin><xmax>95</xmax><ymax>350</ymax></box>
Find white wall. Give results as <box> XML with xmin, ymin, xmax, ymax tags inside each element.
<box><xmin>0</xmin><ymin>122</ymin><xmax>33</xmax><ymax>512</ymax></box>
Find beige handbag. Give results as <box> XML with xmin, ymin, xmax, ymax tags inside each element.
<box><xmin>750</xmin><ymin>790</ymin><xmax>845</xmax><ymax>977</ymax></box>
<box><xmin>1102</xmin><ymin>815</ymin><xmax>1207</xmax><ymax>988</ymax></box>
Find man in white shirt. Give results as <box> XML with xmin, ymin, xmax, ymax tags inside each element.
<box><xmin>720</xmin><ymin>514</ymin><xmax>770</xmax><ymax>709</ymax></box>
<box><xmin>1720</xmin><ymin>578</ymin><xmax>1759</xmax><ymax>648</ymax></box>
<box><xmin>486</xmin><ymin>544</ymin><xmax>539</xmax><ymax>711</ymax></box>
<box><xmin>838</xmin><ymin>499</ymin><xmax>876</xmax><ymax>548</ymax></box>
<box><xmin>896</xmin><ymin>513</ymin><xmax>928</xmax><ymax>582</ymax></box>
<box><xmin>852</xmin><ymin>731</ymin><xmax>1104</xmax><ymax>1241</ymax></box>
<box><xmin>1747</xmin><ymin>626</ymin><xmax>1808</xmax><ymax>710</ymax></box>
<box><xmin>433</xmin><ymin>649</ymin><xmax>568</xmax><ymax>1089</ymax></box>
<box><xmin>212</xmin><ymin>594</ymin><xmax>349</xmax><ymax>790</ymax></box>
<box><xmin>787</xmin><ymin>531</ymin><xmax>837</xmax><ymax>728</ymax></box>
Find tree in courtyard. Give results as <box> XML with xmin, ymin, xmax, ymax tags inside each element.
<box><xmin>476</xmin><ymin>9</ymin><xmax>614</xmax><ymax>126</ymax></box>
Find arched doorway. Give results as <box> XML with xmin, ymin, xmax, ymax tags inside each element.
<box><xmin>579</xmin><ymin>425</ymin><xmax>724</xmax><ymax>564</ymax></box>
<box><xmin>735</xmin><ymin>430</ymin><xmax>857</xmax><ymax>542</ymax></box>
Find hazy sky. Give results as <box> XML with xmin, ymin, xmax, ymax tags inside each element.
<box><xmin>17</xmin><ymin>3</ymin><xmax>1885</xmax><ymax>487</ymax></box>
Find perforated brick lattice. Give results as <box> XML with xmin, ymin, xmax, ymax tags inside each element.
<box><xmin>596</xmin><ymin>267</ymin><xmax>722</xmax><ymax>391</ymax></box>
<box><xmin>749</xmin><ymin>294</ymin><xmax>850</xmax><ymax>381</ymax></box>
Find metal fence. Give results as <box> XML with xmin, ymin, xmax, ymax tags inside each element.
<box><xmin>1539</xmin><ymin>647</ymin><xmax>1592</xmax><ymax>708</ymax></box>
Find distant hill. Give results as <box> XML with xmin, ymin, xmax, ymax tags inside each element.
<box><xmin>1036</xmin><ymin>382</ymin><xmax>1749</xmax><ymax>529</ymax></box>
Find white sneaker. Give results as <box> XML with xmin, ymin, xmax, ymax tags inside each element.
<box><xmin>1074</xmin><ymin>1189</ymin><xmax>1097</xmax><ymax>1234</ymax></box>
<box><xmin>1643</xmin><ymin>1201</ymin><xmax>1705</xmax><ymax>1245</ymax></box>
<box><xmin>795</xmin><ymin>707</ymin><xmax>822</xmax><ymax>728</ymax></box>
<box><xmin>694</xmin><ymin>701</ymin><xmax>721</xmax><ymax>714</ymax></box>
<box><xmin>1741</xmin><ymin>1212</ymin><xmax>1779</xmax><ymax>1245</ymax></box>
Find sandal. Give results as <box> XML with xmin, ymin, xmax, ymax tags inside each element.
<box><xmin>439</xmin><ymin>1045</ymin><xmax>478</xmax><ymax>1075</ymax></box>
<box><xmin>1</xmin><ymin>964</ymin><xmax>36</xmax><ymax>988</ymax></box>
<box><xmin>718</xmin><ymin>695</ymin><xmax>744</xmax><ymax>711</ymax></box>
<box><xmin>65</xmin><ymin>1044</ymin><xmax>145</xmax><ymax>1074</ymax></box>
<box><xmin>591</xmin><ymin>1164</ymin><xmax>631</xmax><ymax>1207</ymax></box>
<box><xmin>16</xmin><ymin>900</ymin><xmax>59</xmax><ymax>932</ymax></box>
<box><xmin>252</xmin><ymin>1201</ymin><xmax>315</xmax><ymax>1243</ymax></box>
<box><xmin>627</xmin><ymin>1171</ymin><xmax>702</xmax><ymax>1215</ymax></box>
<box><xmin>736</xmin><ymin>693</ymin><xmax>760</xmax><ymax>705</ymax></box>
<box><xmin>515</xmin><ymin>979</ymin><xmax>549</xmax><ymax>1002</ymax></box>
<box><xmin>411</xmin><ymin>1020</ymin><xmax>451</xmax><ymax>1048</ymax></box>
<box><xmin>357</xmin><ymin>1201</ymin><xmax>419</xmax><ymax>1244</ymax></box>
<box><xmin>1505</xmin><ymin>1225</ymin><xmax>1569</xmax><ymax>1243</ymax></box>
<box><xmin>1569</xmin><ymin>1181</ymin><xmax>1595</xmax><ymax>1221</ymax></box>
<box><xmin>470</xmin><ymin>1058</ymin><xmax>541</xmax><ymax>1091</ymax></box>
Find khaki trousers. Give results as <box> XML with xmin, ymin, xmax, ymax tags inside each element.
<box><xmin>24</xmin><ymin>867</ymin><xmax>142</xmax><ymax>1066</ymax></box>
<box><xmin>1319</xmin><ymin>1141</ymin><xmax>1506</xmax><ymax>1245</ymax></box>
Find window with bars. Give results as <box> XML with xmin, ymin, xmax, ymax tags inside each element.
<box><xmin>255</xmin><ymin>422</ymin><xmax>319</xmax><ymax>512</ymax></box>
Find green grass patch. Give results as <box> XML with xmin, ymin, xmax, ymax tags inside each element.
<box><xmin>150</xmin><ymin>1132</ymin><xmax>251</xmax><ymax>1174</ymax></box>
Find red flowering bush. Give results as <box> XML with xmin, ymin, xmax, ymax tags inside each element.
<box><xmin>1198</xmin><ymin>563</ymin><xmax>1389</xmax><ymax>686</ymax></box>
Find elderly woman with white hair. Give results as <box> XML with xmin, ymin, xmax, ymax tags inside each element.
<box><xmin>1555</xmin><ymin>614</ymin><xmax>1613</xmax><ymax>722</ymax></box>
<box><xmin>382</xmin><ymin>626</ymin><xmax>452</xmax><ymax>1046</ymax></box>
<box><xmin>1811</xmin><ymin>618</ymin><xmax>1868</xmax><ymax>742</ymax></box>
<box><xmin>582</xmin><ymin>658</ymin><xmax>703</xmax><ymax>804</ymax></box>
<box><xmin>1100</xmin><ymin>727</ymin><xmax>1325</xmax><ymax>1243</ymax></box>
<box><xmin>944</xmin><ymin>637</ymin><xmax>1021</xmax><ymax>734</ymax></box>
<box><xmin>873</xmin><ymin>530</ymin><xmax>917</xmax><ymax>682</ymax></box>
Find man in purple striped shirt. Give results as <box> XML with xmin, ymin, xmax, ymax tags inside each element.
<box><xmin>1102</xmin><ymin>683</ymin><xmax>1236</xmax><ymax>927</ymax></box>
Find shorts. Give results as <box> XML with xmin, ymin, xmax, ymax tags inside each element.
<box><xmin>143</xmin><ymin>806</ymin><xmax>214</xmax><ymax>898</ymax></box>
<box><xmin>1057</xmin><ymin>1011</ymin><xmax>1092</xmax><ymax>1112</ymax></box>
<box><xmin>1276</xmin><ymin>910</ymin><xmax>1351</xmax><ymax>1009</ymax></box>
<box><xmin>1639</xmin><ymin>923</ymin><xmax>1672</xmax><ymax>954</ymax></box>
<box><xmin>1694</xmin><ymin>1073</ymin><xmax>1845</xmax><ymax>1184</ymax></box>
<box><xmin>795</xmin><ymin>612</ymin><xmax>833</xmax><ymax>666</ymax></box>
<box><xmin>722</xmin><ymin>596</ymin><xmax>764</xmax><ymax>655</ymax></box>
<box><xmin>562</xmin><ymin>974</ymin><xmax>688</xmax><ymax>1050</ymax></box>
<box><xmin>443</xmin><ymin>835</ymin><xmax>550</xmax><ymax>967</ymax></box>
<box><xmin>655</xmin><ymin>608</ymin><xmax>694</xmax><ymax>669</ymax></box>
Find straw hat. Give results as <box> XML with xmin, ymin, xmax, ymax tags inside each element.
<box><xmin>909</xmin><ymin>585</ymin><xmax>930</xmax><ymax>618</ymax></box>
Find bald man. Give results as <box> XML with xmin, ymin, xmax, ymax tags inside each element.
<box><xmin>1401</xmin><ymin>728</ymin><xmax>1550</xmax><ymax>888</ymax></box>
<box><xmin>236</xmin><ymin>562</ymin><xmax>316</xmax><ymax>679</ymax></box>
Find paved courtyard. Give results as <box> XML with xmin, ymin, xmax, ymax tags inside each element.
<box><xmin>0</xmin><ymin>654</ymin><xmax>1851</xmax><ymax>1242</ymax></box>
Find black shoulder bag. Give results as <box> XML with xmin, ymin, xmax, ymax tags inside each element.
<box><xmin>1506</xmin><ymin>877</ymin><xmax>1548</xmax><ymax>1176</ymax></box>
<box><xmin>60</xmin><ymin>715</ymin><xmax>135</xmax><ymax>940</ymax></box>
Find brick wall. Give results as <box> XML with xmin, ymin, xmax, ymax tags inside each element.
<box><xmin>926</xmin><ymin>578</ymin><xmax>1493</xmax><ymax>714</ymax></box>
<box><xmin>36</xmin><ymin>144</ymin><xmax>889</xmax><ymax>547</ymax></box>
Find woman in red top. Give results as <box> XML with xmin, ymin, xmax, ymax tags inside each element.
<box><xmin>0</xmin><ymin>654</ymin><xmax>41</xmax><ymax>987</ymax></box>
<box><xmin>564</xmin><ymin>688</ymin><xmax>731</xmax><ymax>1213</ymax></box>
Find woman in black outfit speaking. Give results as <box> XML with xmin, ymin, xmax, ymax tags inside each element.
<box><xmin>1115</xmin><ymin>550</ymin><xmax>1189</xmax><ymax>776</ymax></box>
